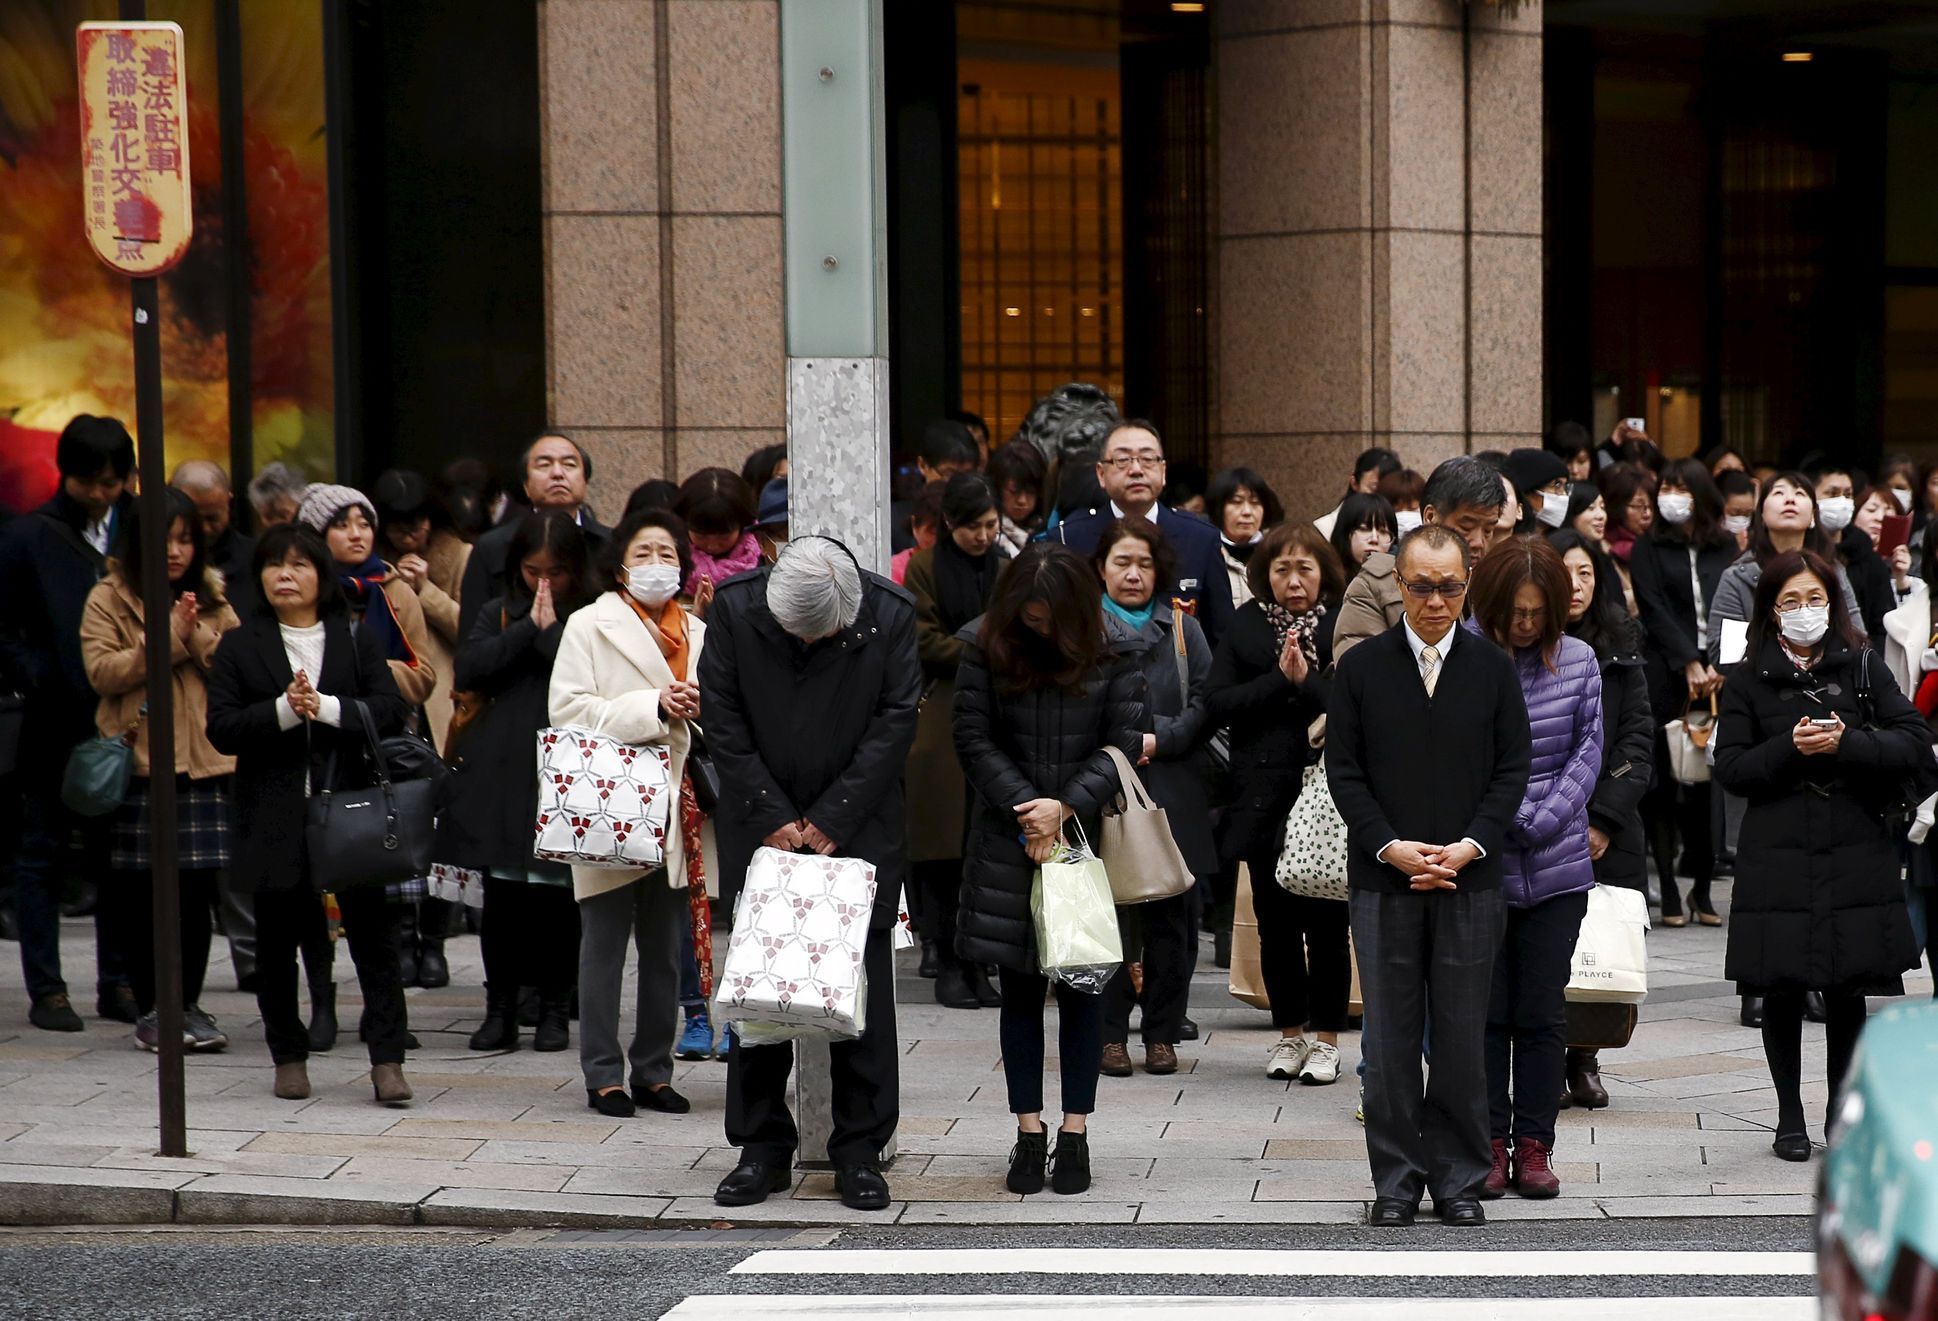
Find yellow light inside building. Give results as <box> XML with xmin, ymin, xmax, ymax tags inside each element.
<box><xmin>1004</xmin><ymin>307</ymin><xmax>1021</xmax><ymax>317</ymax></box>
<box><xmin>1171</xmin><ymin>2</ymin><xmax>1205</xmax><ymax>11</ymax></box>
<box><xmin>1782</xmin><ymin>51</ymin><xmax>1813</xmax><ymax>62</ymax></box>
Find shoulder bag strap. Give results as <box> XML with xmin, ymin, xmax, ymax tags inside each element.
<box><xmin>352</xmin><ymin>698</ymin><xmax>393</xmax><ymax>786</ymax></box>
<box><xmin>1102</xmin><ymin>743</ymin><xmax>1159</xmax><ymax>813</ymax></box>
<box><xmin>1172</xmin><ymin>617</ymin><xmax>1190</xmax><ymax>707</ymax></box>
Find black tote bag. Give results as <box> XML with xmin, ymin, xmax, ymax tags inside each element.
<box><xmin>305</xmin><ymin>701</ymin><xmax>438</xmax><ymax>891</ymax></box>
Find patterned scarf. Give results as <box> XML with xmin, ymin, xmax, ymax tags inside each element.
<box><xmin>337</xmin><ymin>554</ymin><xmax>415</xmax><ymax>665</ymax></box>
<box><xmin>686</xmin><ymin>530</ymin><xmax>764</xmax><ymax>597</ymax></box>
<box><xmin>1261</xmin><ymin>599</ymin><xmax>1327</xmax><ymax>665</ymax></box>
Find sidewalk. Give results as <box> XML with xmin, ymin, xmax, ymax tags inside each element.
<box><xmin>0</xmin><ymin>878</ymin><xmax>1886</xmax><ymax>1228</ymax></box>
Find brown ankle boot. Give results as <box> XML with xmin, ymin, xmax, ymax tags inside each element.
<box><xmin>371</xmin><ymin>1062</ymin><xmax>413</xmax><ymax>1107</ymax></box>
<box><xmin>273</xmin><ymin>1061</ymin><xmax>311</xmax><ymax>1100</ymax></box>
<box><xmin>1567</xmin><ymin>1049</ymin><xmax>1609</xmax><ymax>1109</ymax></box>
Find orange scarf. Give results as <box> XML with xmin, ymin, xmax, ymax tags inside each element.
<box><xmin>621</xmin><ymin>591</ymin><xmax>711</xmax><ymax>995</ymax></box>
<box><xmin>624</xmin><ymin>593</ymin><xmax>691</xmax><ymax>681</ymax></box>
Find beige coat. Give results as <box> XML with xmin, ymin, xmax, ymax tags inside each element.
<box><xmin>1331</xmin><ymin>549</ymin><xmax>1404</xmax><ymax>663</ymax></box>
<box><xmin>415</xmin><ymin>531</ymin><xmax>471</xmax><ymax>749</ymax></box>
<box><xmin>548</xmin><ymin>591</ymin><xmax>707</xmax><ymax>901</ymax></box>
<box><xmin>371</xmin><ymin>567</ymin><xmax>438</xmax><ymax>709</ymax></box>
<box><xmin>79</xmin><ymin>569</ymin><xmax>240</xmax><ymax>780</ymax></box>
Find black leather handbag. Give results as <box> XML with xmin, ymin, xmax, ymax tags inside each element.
<box><xmin>685</xmin><ymin>724</ymin><xmax>720</xmax><ymax>815</ymax></box>
<box><xmin>305</xmin><ymin>702</ymin><xmax>439</xmax><ymax>891</ymax></box>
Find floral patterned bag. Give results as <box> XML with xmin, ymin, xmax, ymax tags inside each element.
<box><xmin>532</xmin><ymin>726</ymin><xmax>674</xmax><ymax>869</ymax></box>
<box><xmin>713</xmin><ymin>847</ymin><xmax>879</xmax><ymax>1042</ymax></box>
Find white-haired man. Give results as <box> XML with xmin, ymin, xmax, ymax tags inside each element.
<box><xmin>697</xmin><ymin>536</ymin><xmax>922</xmax><ymax>1212</ymax></box>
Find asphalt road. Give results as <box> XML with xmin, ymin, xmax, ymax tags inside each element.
<box><xmin>0</xmin><ymin>1217</ymin><xmax>1817</xmax><ymax>1319</ymax></box>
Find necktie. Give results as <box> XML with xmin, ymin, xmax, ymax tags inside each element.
<box><xmin>1420</xmin><ymin>644</ymin><xmax>1441</xmax><ymax>697</ymax></box>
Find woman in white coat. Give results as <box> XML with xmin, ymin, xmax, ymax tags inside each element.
<box><xmin>550</xmin><ymin>507</ymin><xmax>707</xmax><ymax>1119</ymax></box>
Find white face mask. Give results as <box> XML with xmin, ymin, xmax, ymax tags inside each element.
<box><xmin>1394</xmin><ymin>509</ymin><xmax>1424</xmax><ymax>536</ymax></box>
<box><xmin>1656</xmin><ymin>492</ymin><xmax>1693</xmax><ymax>525</ymax></box>
<box><xmin>1778</xmin><ymin>604</ymin><xmax>1830</xmax><ymax>647</ymax></box>
<box><xmin>1721</xmin><ymin>514</ymin><xmax>1751</xmax><ymax>536</ymax></box>
<box><xmin>1534</xmin><ymin>495</ymin><xmax>1567</xmax><ymax>529</ymax></box>
<box><xmin>624</xmin><ymin>563</ymin><xmax>682</xmax><ymax>607</ymax></box>
<box><xmin>1817</xmin><ymin>496</ymin><xmax>1854</xmax><ymax>532</ymax></box>
<box><xmin>1894</xmin><ymin>487</ymin><xmax>1914</xmax><ymax>513</ymax></box>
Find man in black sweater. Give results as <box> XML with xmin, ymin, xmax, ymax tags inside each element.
<box><xmin>1326</xmin><ymin>523</ymin><xmax>1532</xmax><ymax>1228</ymax></box>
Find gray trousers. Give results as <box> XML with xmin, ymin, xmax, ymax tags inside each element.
<box><xmin>216</xmin><ymin>869</ymin><xmax>256</xmax><ymax>980</ymax></box>
<box><xmin>578</xmin><ymin>876</ymin><xmax>685</xmax><ymax>1092</ymax></box>
<box><xmin>1351</xmin><ymin>885</ymin><xmax>1506</xmax><ymax>1207</ymax></box>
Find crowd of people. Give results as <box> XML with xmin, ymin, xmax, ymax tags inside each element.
<box><xmin>2</xmin><ymin>398</ymin><xmax>1934</xmax><ymax>1224</ymax></box>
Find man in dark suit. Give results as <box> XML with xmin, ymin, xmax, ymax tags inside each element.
<box><xmin>1053</xmin><ymin>421</ymin><xmax>1234</xmax><ymax>647</ymax></box>
<box><xmin>458</xmin><ymin>432</ymin><xmax>609</xmax><ymax>641</ymax></box>
<box><xmin>172</xmin><ymin>460</ymin><xmax>258</xmax><ymax>616</ymax></box>
<box><xmin>1326</xmin><ymin>523</ymin><xmax>1533</xmax><ymax>1228</ymax></box>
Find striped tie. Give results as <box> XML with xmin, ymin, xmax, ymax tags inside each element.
<box><xmin>1420</xmin><ymin>644</ymin><xmax>1441</xmax><ymax>697</ymax></box>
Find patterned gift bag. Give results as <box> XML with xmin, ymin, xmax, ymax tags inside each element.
<box><xmin>713</xmin><ymin>847</ymin><xmax>878</xmax><ymax>1041</ymax></box>
<box><xmin>532</xmin><ymin>727</ymin><xmax>673</xmax><ymax>869</ymax></box>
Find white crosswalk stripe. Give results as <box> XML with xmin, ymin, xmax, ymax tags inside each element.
<box><xmin>665</xmin><ymin>1247</ymin><xmax>1817</xmax><ymax>1320</ymax></box>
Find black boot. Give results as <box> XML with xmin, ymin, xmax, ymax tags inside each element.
<box><xmin>417</xmin><ymin>899</ymin><xmax>452</xmax><ymax>989</ymax></box>
<box><xmin>307</xmin><ymin>982</ymin><xmax>338</xmax><ymax>1052</ymax></box>
<box><xmin>1213</xmin><ymin>928</ymin><xmax>1232</xmax><ymax>970</ymax></box>
<box><xmin>1050</xmin><ymin>1129</ymin><xmax>1091</xmax><ymax>1195</ymax></box>
<box><xmin>1006</xmin><ymin>1129</ymin><xmax>1048</xmax><ymax>1195</ymax></box>
<box><xmin>519</xmin><ymin>987</ymin><xmax>541</xmax><ymax>1027</ymax></box>
<box><xmin>533</xmin><ymin>992</ymin><xmax>571</xmax><ymax>1052</ymax></box>
<box><xmin>1740</xmin><ymin>995</ymin><xmax>1765</xmax><ymax>1029</ymax></box>
<box><xmin>968</xmin><ymin>963</ymin><xmax>1001</xmax><ymax>1008</ymax></box>
<box><xmin>935</xmin><ymin>962</ymin><xmax>980</xmax><ymax>1010</ymax></box>
<box><xmin>395</xmin><ymin>903</ymin><xmax>421</xmax><ymax>988</ymax></box>
<box><xmin>469</xmin><ymin>985</ymin><xmax>519</xmax><ymax>1051</ymax></box>
<box><xmin>1804</xmin><ymin>991</ymin><xmax>1828</xmax><ymax>1024</ymax></box>
<box><xmin>918</xmin><ymin>939</ymin><xmax>939</xmax><ymax>979</ymax></box>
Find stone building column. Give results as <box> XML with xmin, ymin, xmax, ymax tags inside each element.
<box><xmin>539</xmin><ymin>0</ymin><xmax>786</xmax><ymax>513</ymax></box>
<box><xmin>1212</xmin><ymin>0</ymin><xmax>1544</xmax><ymax>519</ymax></box>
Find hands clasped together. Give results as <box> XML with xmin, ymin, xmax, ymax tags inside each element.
<box><xmin>763</xmin><ymin>820</ymin><xmax>838</xmax><ymax>856</ymax></box>
<box><xmin>1384</xmin><ymin>839</ymin><xmax>1483</xmax><ymax>892</ymax></box>
<box><xmin>284</xmin><ymin>668</ymin><xmax>324</xmax><ymax>721</ymax></box>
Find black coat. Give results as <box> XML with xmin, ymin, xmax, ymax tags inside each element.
<box><xmin>206</xmin><ymin>610</ymin><xmax>408</xmax><ymax>893</ymax></box>
<box><xmin>1714</xmin><ymin>636</ymin><xmax>1926</xmax><ymax>993</ymax></box>
<box><xmin>1840</xmin><ymin>527</ymin><xmax>1897</xmax><ymax>643</ymax></box>
<box><xmin>1627</xmin><ymin>528</ymin><xmax>1737</xmax><ymax>724</ymax></box>
<box><xmin>952</xmin><ymin>616</ymin><xmax>1147</xmax><ymax>970</ymax></box>
<box><xmin>458</xmin><ymin>509</ymin><xmax>610</xmax><ymax>644</ymax></box>
<box><xmin>1584</xmin><ymin>619</ymin><xmax>1654</xmax><ymax>891</ymax></box>
<box><xmin>0</xmin><ymin>491</ymin><xmax>128</xmax><ymax>754</ymax></box>
<box><xmin>696</xmin><ymin>567</ymin><xmax>922</xmax><ymax>929</ymax></box>
<box><xmin>208</xmin><ymin>527</ymin><xmax>258</xmax><ymax>616</ymax></box>
<box><xmin>436</xmin><ymin>595</ymin><xmax>565</xmax><ymax>873</ymax></box>
<box><xmin>1118</xmin><ymin>604</ymin><xmax>1218</xmax><ymax>876</ymax></box>
<box><xmin>1326</xmin><ymin>623</ymin><xmax>1533</xmax><ymax>895</ymax></box>
<box><xmin>1205</xmin><ymin>600</ymin><xmax>1335</xmax><ymax>866</ymax></box>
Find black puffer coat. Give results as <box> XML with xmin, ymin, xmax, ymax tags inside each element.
<box><xmin>952</xmin><ymin>616</ymin><xmax>1147</xmax><ymax>970</ymax></box>
<box><xmin>1204</xmin><ymin>600</ymin><xmax>1335</xmax><ymax>866</ymax></box>
<box><xmin>436</xmin><ymin>595</ymin><xmax>566</xmax><ymax>873</ymax></box>
<box><xmin>1714</xmin><ymin>635</ymin><xmax>1926</xmax><ymax>993</ymax></box>
<box><xmin>1585</xmin><ymin>617</ymin><xmax>1654</xmax><ymax>891</ymax></box>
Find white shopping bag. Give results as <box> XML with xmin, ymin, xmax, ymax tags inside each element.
<box><xmin>532</xmin><ymin>726</ymin><xmax>673</xmax><ymax>869</ymax></box>
<box><xmin>427</xmin><ymin>862</ymin><xmax>485</xmax><ymax>909</ymax></box>
<box><xmin>1566</xmin><ymin>884</ymin><xmax>1651</xmax><ymax>1005</ymax></box>
<box><xmin>713</xmin><ymin>847</ymin><xmax>878</xmax><ymax>1040</ymax></box>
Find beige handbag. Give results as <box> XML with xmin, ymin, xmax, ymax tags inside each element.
<box><xmin>1098</xmin><ymin>745</ymin><xmax>1195</xmax><ymax>905</ymax></box>
<box><xmin>1663</xmin><ymin>693</ymin><xmax>1717</xmax><ymax>785</ymax></box>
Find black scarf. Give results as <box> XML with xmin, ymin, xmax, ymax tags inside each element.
<box><xmin>932</xmin><ymin>534</ymin><xmax>1001</xmax><ymax>636</ymax></box>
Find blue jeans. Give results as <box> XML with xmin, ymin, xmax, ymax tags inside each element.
<box><xmin>13</xmin><ymin>789</ymin><xmax>119</xmax><ymax>1002</ymax></box>
<box><xmin>679</xmin><ymin>905</ymin><xmax>704</xmax><ymax>1014</ymax></box>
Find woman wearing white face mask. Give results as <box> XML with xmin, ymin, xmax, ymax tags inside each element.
<box><xmin>1628</xmin><ymin>460</ymin><xmax>1738</xmax><ymax>927</ymax></box>
<box><xmin>1715</xmin><ymin>549</ymin><xmax>1926</xmax><ymax>1164</ymax></box>
<box><xmin>1815</xmin><ymin>472</ymin><xmax>1907</xmax><ymax>642</ymax></box>
<box><xmin>440</xmin><ymin>512</ymin><xmax>595</xmax><ymax>1053</ymax></box>
<box><xmin>550</xmin><ymin>507</ymin><xmax>710</xmax><ymax>1120</ymax></box>
<box><xmin>1710</xmin><ymin>475</ymin><xmax>1867</xmax><ymax>672</ymax></box>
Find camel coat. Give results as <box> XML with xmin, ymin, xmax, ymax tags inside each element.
<box><xmin>79</xmin><ymin>568</ymin><xmax>240</xmax><ymax>780</ymax></box>
<box><xmin>548</xmin><ymin>590</ymin><xmax>707</xmax><ymax>902</ymax></box>
<box><xmin>415</xmin><ymin>530</ymin><xmax>471</xmax><ymax>749</ymax></box>
<box><xmin>370</xmin><ymin>567</ymin><xmax>438</xmax><ymax>710</ymax></box>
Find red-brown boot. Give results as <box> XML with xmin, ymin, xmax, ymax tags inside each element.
<box><xmin>1481</xmin><ymin>1138</ymin><xmax>1509</xmax><ymax>1200</ymax></box>
<box><xmin>1511</xmin><ymin>1137</ymin><xmax>1561</xmax><ymax>1199</ymax></box>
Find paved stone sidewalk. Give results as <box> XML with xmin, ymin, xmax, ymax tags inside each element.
<box><xmin>0</xmin><ymin>878</ymin><xmax>1902</xmax><ymax>1227</ymax></box>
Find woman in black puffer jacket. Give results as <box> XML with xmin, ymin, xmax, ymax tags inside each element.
<box><xmin>954</xmin><ymin>543</ymin><xmax>1145</xmax><ymax>1198</ymax></box>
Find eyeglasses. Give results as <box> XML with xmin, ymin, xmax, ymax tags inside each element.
<box><xmin>1775</xmin><ymin>598</ymin><xmax>1830</xmax><ymax>614</ymax></box>
<box><xmin>1401</xmin><ymin>579</ymin><xmax>1468</xmax><ymax>600</ymax></box>
<box><xmin>1540</xmin><ymin>480</ymin><xmax>1570</xmax><ymax>498</ymax></box>
<box><xmin>1511</xmin><ymin>607</ymin><xmax>1546</xmax><ymax>624</ymax></box>
<box><xmin>1100</xmin><ymin>452</ymin><xmax>1165</xmax><ymax>470</ymax></box>
<box><xmin>1626</xmin><ymin>499</ymin><xmax>1652</xmax><ymax>512</ymax></box>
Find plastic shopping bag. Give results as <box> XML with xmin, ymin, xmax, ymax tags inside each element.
<box><xmin>1030</xmin><ymin>824</ymin><xmax>1123</xmax><ymax>994</ymax></box>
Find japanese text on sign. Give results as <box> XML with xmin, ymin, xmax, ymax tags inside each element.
<box><xmin>77</xmin><ymin>21</ymin><xmax>192</xmax><ymax>277</ymax></box>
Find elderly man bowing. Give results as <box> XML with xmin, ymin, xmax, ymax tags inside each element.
<box><xmin>698</xmin><ymin>537</ymin><xmax>922</xmax><ymax>1212</ymax></box>
<box><xmin>1326</xmin><ymin>524</ymin><xmax>1533</xmax><ymax>1229</ymax></box>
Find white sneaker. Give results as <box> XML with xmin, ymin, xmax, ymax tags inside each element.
<box><xmin>1266</xmin><ymin>1037</ymin><xmax>1312</xmax><ymax>1080</ymax></box>
<box><xmin>1298</xmin><ymin>1040</ymin><xmax>1342</xmax><ymax>1086</ymax></box>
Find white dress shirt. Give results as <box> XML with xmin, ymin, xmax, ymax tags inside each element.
<box><xmin>1109</xmin><ymin>501</ymin><xmax>1161</xmax><ymax>526</ymax></box>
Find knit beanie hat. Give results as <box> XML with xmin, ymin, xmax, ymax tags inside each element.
<box><xmin>296</xmin><ymin>483</ymin><xmax>378</xmax><ymax>533</ymax></box>
<box><xmin>1500</xmin><ymin>448</ymin><xmax>1569</xmax><ymax>502</ymax></box>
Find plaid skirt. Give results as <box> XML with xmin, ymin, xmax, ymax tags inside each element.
<box><xmin>384</xmin><ymin>875</ymin><xmax>429</xmax><ymax>903</ymax></box>
<box><xmin>110</xmin><ymin>775</ymin><xmax>234</xmax><ymax>872</ymax></box>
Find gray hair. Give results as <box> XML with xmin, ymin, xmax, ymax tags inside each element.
<box><xmin>169</xmin><ymin>458</ymin><xmax>230</xmax><ymax>493</ymax></box>
<box><xmin>1421</xmin><ymin>456</ymin><xmax>1506</xmax><ymax>520</ymax></box>
<box><xmin>766</xmin><ymin>537</ymin><xmax>862</xmax><ymax>640</ymax></box>
<box><xmin>248</xmin><ymin>461</ymin><xmax>309</xmax><ymax>516</ymax></box>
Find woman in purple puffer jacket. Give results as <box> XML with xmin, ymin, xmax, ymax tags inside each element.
<box><xmin>1465</xmin><ymin>536</ymin><xmax>1604</xmax><ymax>1203</ymax></box>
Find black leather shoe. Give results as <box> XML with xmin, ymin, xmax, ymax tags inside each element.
<box><xmin>1179</xmin><ymin>1017</ymin><xmax>1199</xmax><ymax>1042</ymax></box>
<box><xmin>934</xmin><ymin>963</ymin><xmax>980</xmax><ymax>1009</ymax></box>
<box><xmin>1437</xmin><ymin>1198</ymin><xmax>1486</xmax><ymax>1226</ymax></box>
<box><xmin>969</xmin><ymin>964</ymin><xmax>1001</xmax><ymax>1008</ymax></box>
<box><xmin>96</xmin><ymin>985</ymin><xmax>137</xmax><ymax>1024</ymax></box>
<box><xmin>1740</xmin><ymin>995</ymin><xmax>1765</xmax><ymax>1029</ymax></box>
<box><xmin>1772</xmin><ymin>1133</ymin><xmax>1812</xmax><ymax>1163</ymax></box>
<box><xmin>835</xmin><ymin>1164</ymin><xmax>892</xmax><ymax>1211</ymax></box>
<box><xmin>715</xmin><ymin>1160</ymin><xmax>791</xmax><ymax>1207</ymax></box>
<box><xmin>632</xmin><ymin>1083</ymin><xmax>691</xmax><ymax>1114</ymax></box>
<box><xmin>587</xmin><ymin>1087</ymin><xmax>636</xmax><ymax>1118</ymax></box>
<box><xmin>1368</xmin><ymin>1198</ymin><xmax>1416</xmax><ymax>1227</ymax></box>
<box><xmin>1804</xmin><ymin>991</ymin><xmax>1828</xmax><ymax>1024</ymax></box>
<box><xmin>918</xmin><ymin>939</ymin><xmax>939</xmax><ymax>979</ymax></box>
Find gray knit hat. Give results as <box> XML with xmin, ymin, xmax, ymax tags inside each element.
<box><xmin>296</xmin><ymin>483</ymin><xmax>377</xmax><ymax>533</ymax></box>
